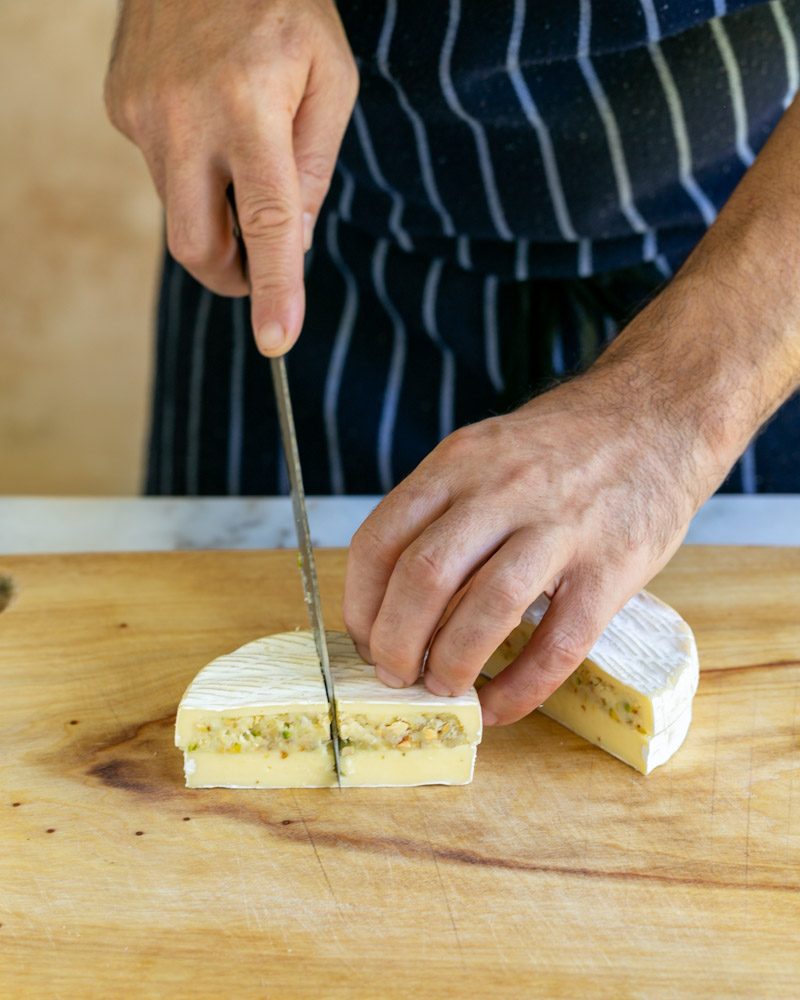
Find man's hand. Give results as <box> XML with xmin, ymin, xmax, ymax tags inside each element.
<box><xmin>104</xmin><ymin>0</ymin><xmax>358</xmax><ymax>355</ymax></box>
<box><xmin>344</xmin><ymin>264</ymin><xmax>798</xmax><ymax>725</ymax></box>
<box><xmin>343</xmin><ymin>296</ymin><xmax>714</xmax><ymax>726</ymax></box>
<box><xmin>345</xmin><ymin>89</ymin><xmax>800</xmax><ymax>727</ymax></box>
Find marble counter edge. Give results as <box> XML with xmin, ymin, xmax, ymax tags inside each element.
<box><xmin>0</xmin><ymin>494</ymin><xmax>798</xmax><ymax>554</ymax></box>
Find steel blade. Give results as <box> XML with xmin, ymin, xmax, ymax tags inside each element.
<box><xmin>270</xmin><ymin>355</ymin><xmax>341</xmax><ymax>787</ymax></box>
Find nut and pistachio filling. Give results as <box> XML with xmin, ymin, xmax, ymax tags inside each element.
<box><xmin>185</xmin><ymin>712</ymin><xmax>330</xmax><ymax>754</ymax></box>
<box><xmin>563</xmin><ymin>666</ymin><xmax>648</xmax><ymax>734</ymax></box>
<box><xmin>337</xmin><ymin>712</ymin><xmax>468</xmax><ymax>755</ymax></box>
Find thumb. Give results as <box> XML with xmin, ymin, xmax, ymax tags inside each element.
<box><xmin>231</xmin><ymin>122</ymin><xmax>305</xmax><ymax>356</ymax></box>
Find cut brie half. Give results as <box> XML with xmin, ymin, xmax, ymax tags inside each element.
<box><xmin>482</xmin><ymin>590</ymin><xmax>699</xmax><ymax>774</ymax></box>
<box><xmin>175</xmin><ymin>630</ymin><xmax>482</xmax><ymax>788</ymax></box>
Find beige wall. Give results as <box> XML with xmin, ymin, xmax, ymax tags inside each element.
<box><xmin>0</xmin><ymin>0</ymin><xmax>162</xmax><ymax>494</ymax></box>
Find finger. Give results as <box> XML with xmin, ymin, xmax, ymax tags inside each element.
<box><xmin>230</xmin><ymin>115</ymin><xmax>305</xmax><ymax>356</ymax></box>
<box><xmin>424</xmin><ymin>528</ymin><xmax>562</xmax><ymax>696</ymax></box>
<box><xmin>343</xmin><ymin>475</ymin><xmax>452</xmax><ymax>656</ymax></box>
<box><xmin>293</xmin><ymin>56</ymin><xmax>358</xmax><ymax>249</ymax></box>
<box><xmin>367</xmin><ymin>505</ymin><xmax>513</xmax><ymax>687</ymax></box>
<box><xmin>165</xmin><ymin>163</ymin><xmax>248</xmax><ymax>297</ymax></box>
<box><xmin>478</xmin><ymin>569</ymin><xmax>625</xmax><ymax>726</ymax></box>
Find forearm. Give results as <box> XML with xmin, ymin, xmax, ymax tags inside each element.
<box><xmin>594</xmin><ymin>96</ymin><xmax>800</xmax><ymax>487</ymax></box>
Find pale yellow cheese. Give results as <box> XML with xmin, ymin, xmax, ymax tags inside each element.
<box><xmin>339</xmin><ymin>746</ymin><xmax>477</xmax><ymax>787</ymax></box>
<box><xmin>185</xmin><ymin>748</ymin><xmax>335</xmax><ymax>789</ymax></box>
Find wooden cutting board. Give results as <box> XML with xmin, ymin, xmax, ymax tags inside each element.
<box><xmin>1</xmin><ymin>547</ymin><xmax>798</xmax><ymax>999</ymax></box>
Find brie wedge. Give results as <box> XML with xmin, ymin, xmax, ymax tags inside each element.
<box><xmin>175</xmin><ymin>630</ymin><xmax>482</xmax><ymax>788</ymax></box>
<box><xmin>482</xmin><ymin>590</ymin><xmax>699</xmax><ymax>774</ymax></box>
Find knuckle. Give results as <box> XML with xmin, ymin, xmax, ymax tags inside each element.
<box><xmin>377</xmin><ymin>639</ymin><xmax>426</xmax><ymax>682</ymax></box>
<box><xmin>444</xmin><ymin>423</ymin><xmax>474</xmax><ymax>449</ymax></box>
<box><xmin>349</xmin><ymin>520</ymin><xmax>389</xmax><ymax>567</ymax></box>
<box><xmin>278</xmin><ymin>15</ymin><xmax>310</xmax><ymax>63</ymax></box>
<box><xmin>368</xmin><ymin>636</ymin><xmax>412</xmax><ymax>677</ymax></box>
<box><xmin>436</xmin><ymin>423</ymin><xmax>480</xmax><ymax>463</ymax></box>
<box><xmin>336</xmin><ymin>55</ymin><xmax>360</xmax><ymax>102</ymax></box>
<box><xmin>541</xmin><ymin>627</ymin><xmax>592</xmax><ymax>672</ymax></box>
<box><xmin>348</xmin><ymin>526</ymin><xmax>370</xmax><ymax>563</ymax></box>
<box><xmin>295</xmin><ymin>150</ymin><xmax>333</xmax><ymax>190</ymax></box>
<box><xmin>218</xmin><ymin>73</ymin><xmax>261</xmax><ymax>122</ymax></box>
<box><xmin>102</xmin><ymin>75</ymin><xmax>118</xmax><ymax>122</ymax></box>
<box><xmin>106</xmin><ymin>87</ymin><xmax>141</xmax><ymax>134</ymax></box>
<box><xmin>239</xmin><ymin>193</ymin><xmax>296</xmax><ymax>239</ymax></box>
<box><xmin>427</xmin><ymin>646</ymin><xmax>473</xmax><ymax>691</ymax></box>
<box><xmin>145</xmin><ymin>86</ymin><xmax>198</xmax><ymax>141</ymax></box>
<box><xmin>397</xmin><ymin>546</ymin><xmax>450</xmax><ymax>593</ymax></box>
<box><xmin>166</xmin><ymin>224</ymin><xmax>211</xmax><ymax>272</ymax></box>
<box><xmin>480</xmin><ymin>571</ymin><xmax>530</xmax><ymax>617</ymax></box>
<box><xmin>489</xmin><ymin>674</ymin><xmax>544</xmax><ymax>724</ymax></box>
<box><xmin>249</xmin><ymin>269</ymin><xmax>300</xmax><ymax>303</ymax></box>
<box><xmin>342</xmin><ymin>605</ymin><xmax>368</xmax><ymax>645</ymax></box>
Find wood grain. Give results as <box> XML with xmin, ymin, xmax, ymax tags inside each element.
<box><xmin>0</xmin><ymin>547</ymin><xmax>798</xmax><ymax>998</ymax></box>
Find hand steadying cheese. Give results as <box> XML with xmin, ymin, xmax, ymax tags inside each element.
<box><xmin>345</xmin><ymin>95</ymin><xmax>800</xmax><ymax>724</ymax></box>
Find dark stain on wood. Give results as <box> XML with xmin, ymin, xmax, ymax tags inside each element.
<box><xmin>700</xmin><ymin>659</ymin><xmax>800</xmax><ymax>677</ymax></box>
<box><xmin>0</xmin><ymin>575</ymin><xmax>14</xmax><ymax>614</ymax></box>
<box><xmin>296</xmin><ymin>829</ymin><xmax>800</xmax><ymax>895</ymax></box>
<box><xmin>86</xmin><ymin>758</ymin><xmax>161</xmax><ymax>797</ymax></box>
<box><xmin>40</xmin><ymin>713</ymin><xmax>179</xmax><ymax>801</ymax></box>
<box><xmin>88</xmin><ymin>713</ymin><xmax>177</xmax><ymax>757</ymax></box>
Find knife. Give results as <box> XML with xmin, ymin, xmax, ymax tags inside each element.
<box><xmin>271</xmin><ymin>356</ymin><xmax>342</xmax><ymax>787</ymax></box>
<box><xmin>226</xmin><ymin>185</ymin><xmax>341</xmax><ymax>786</ymax></box>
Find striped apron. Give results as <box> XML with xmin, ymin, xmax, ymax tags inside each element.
<box><xmin>147</xmin><ymin>0</ymin><xmax>800</xmax><ymax>496</ymax></box>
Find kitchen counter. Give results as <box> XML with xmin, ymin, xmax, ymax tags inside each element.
<box><xmin>0</xmin><ymin>494</ymin><xmax>799</xmax><ymax>554</ymax></box>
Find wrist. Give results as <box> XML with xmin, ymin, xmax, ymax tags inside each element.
<box><xmin>593</xmin><ymin>255</ymin><xmax>800</xmax><ymax>487</ymax></box>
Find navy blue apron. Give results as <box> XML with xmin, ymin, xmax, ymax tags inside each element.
<box><xmin>147</xmin><ymin>0</ymin><xmax>800</xmax><ymax>495</ymax></box>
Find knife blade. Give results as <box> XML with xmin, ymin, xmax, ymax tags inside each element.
<box><xmin>224</xmin><ymin>185</ymin><xmax>341</xmax><ymax>786</ymax></box>
<box><xmin>270</xmin><ymin>355</ymin><xmax>342</xmax><ymax>788</ymax></box>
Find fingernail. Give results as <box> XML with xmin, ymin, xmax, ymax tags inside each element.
<box><xmin>482</xmin><ymin>708</ymin><xmax>498</xmax><ymax>726</ymax></box>
<box><xmin>257</xmin><ymin>321</ymin><xmax>285</xmax><ymax>353</ymax></box>
<box><xmin>302</xmin><ymin>212</ymin><xmax>314</xmax><ymax>252</ymax></box>
<box><xmin>424</xmin><ymin>674</ymin><xmax>452</xmax><ymax>697</ymax></box>
<box><xmin>375</xmin><ymin>665</ymin><xmax>406</xmax><ymax>689</ymax></box>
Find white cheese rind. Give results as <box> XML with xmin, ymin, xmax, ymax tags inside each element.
<box><xmin>641</xmin><ymin>706</ymin><xmax>693</xmax><ymax>773</ymax></box>
<box><xmin>329</xmin><ymin>632</ymin><xmax>480</xmax><ymax>718</ymax></box>
<box><xmin>523</xmin><ymin>590</ymin><xmax>698</xmax><ymax>734</ymax></box>
<box><xmin>176</xmin><ymin>632</ymin><xmax>329</xmax><ymax>715</ymax></box>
